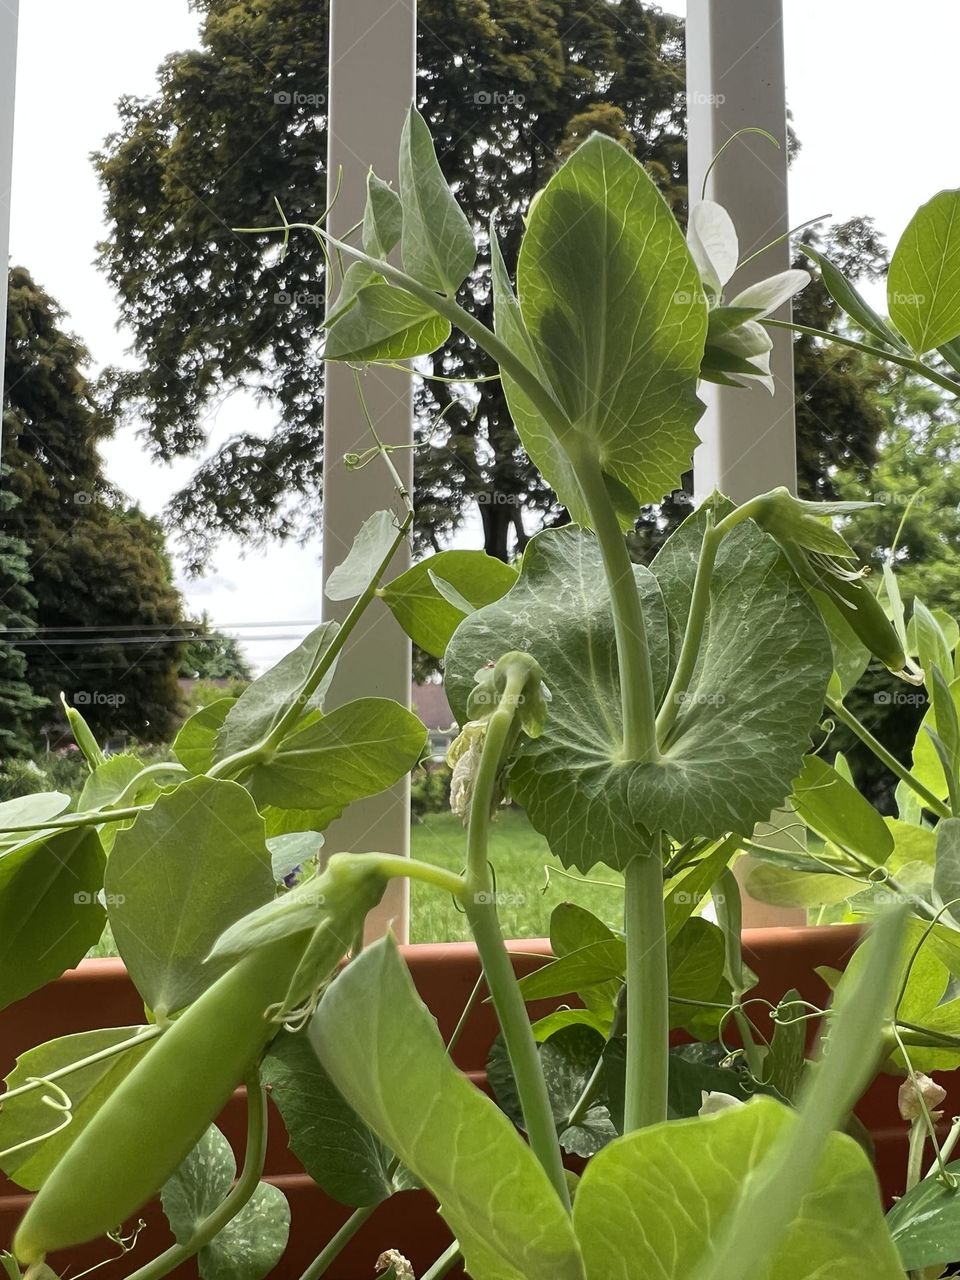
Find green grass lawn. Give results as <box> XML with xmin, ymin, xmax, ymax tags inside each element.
<box><xmin>409</xmin><ymin>808</ymin><xmax>625</xmax><ymax>942</ymax></box>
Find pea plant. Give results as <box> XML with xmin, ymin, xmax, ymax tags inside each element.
<box><xmin>3</xmin><ymin>108</ymin><xmax>960</xmax><ymax>1280</ymax></box>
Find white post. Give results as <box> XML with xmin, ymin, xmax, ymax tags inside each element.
<box><xmin>0</xmin><ymin>0</ymin><xmax>19</xmax><ymax>439</ymax></box>
<box><xmin>323</xmin><ymin>0</ymin><xmax>416</xmax><ymax>940</ymax></box>
<box><xmin>687</xmin><ymin>0</ymin><xmax>797</xmax><ymax>505</ymax></box>
<box><xmin>687</xmin><ymin>0</ymin><xmax>804</xmax><ymax>926</ymax></box>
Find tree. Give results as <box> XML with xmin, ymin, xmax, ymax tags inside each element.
<box><xmin>2</xmin><ymin>267</ymin><xmax>187</xmax><ymax>742</ymax></box>
<box><xmin>179</xmin><ymin>611</ymin><xmax>253</xmax><ymax>680</ymax></box>
<box><xmin>95</xmin><ymin>0</ymin><xmax>890</xmax><ymax>569</ymax></box>
<box><xmin>0</xmin><ymin>479</ymin><xmax>46</xmax><ymax>754</ymax></box>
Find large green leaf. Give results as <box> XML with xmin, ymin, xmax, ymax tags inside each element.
<box><xmin>634</xmin><ymin>511</ymin><xmax>833</xmax><ymax>842</ymax></box>
<box><xmin>0</xmin><ymin>1027</ymin><xmax>153</xmax><ymax>1189</ymax></box>
<box><xmin>791</xmin><ymin>755</ymin><xmax>894</xmax><ymax>863</ymax></box>
<box><xmin>574</xmin><ymin>1098</ymin><xmax>905</xmax><ymax>1280</ymax></box>
<box><xmin>105</xmin><ymin>777</ymin><xmax>274</xmax><ymax>1015</ymax></box>
<box><xmin>887</xmin><ymin>1156</ymin><xmax>960</xmax><ymax>1271</ymax></box>
<box><xmin>445</xmin><ymin>526</ymin><xmax>668</xmax><ymax>871</ymax></box>
<box><xmin>174</xmin><ymin>697</ymin><xmax>235</xmax><ymax>775</ymax></box>
<box><xmin>911</xmin><ymin>675</ymin><xmax>960</xmax><ymax>800</ymax></box>
<box><xmin>246</xmin><ymin>697</ymin><xmax>427</xmax><ymax>821</ymax></box>
<box><xmin>0</xmin><ymin>793</ymin><xmax>69</xmax><ymax>845</ymax></box>
<box><xmin>215</xmin><ymin>622</ymin><xmax>340</xmax><ymax>762</ymax></box>
<box><xmin>381</xmin><ymin>549</ymin><xmax>518</xmax><ymax>658</ymax></box>
<box><xmin>888</xmin><ymin>189</ymin><xmax>960</xmax><ymax>354</ymax></box>
<box><xmin>310</xmin><ymin>936</ymin><xmax>585</xmax><ymax>1280</ymax></box>
<box><xmin>934</xmin><ymin>818</ymin><xmax>960</xmax><ymax>922</ymax></box>
<box><xmin>161</xmin><ymin>1123</ymin><xmax>289</xmax><ymax>1280</ymax></box>
<box><xmin>262</xmin><ymin>1030</ymin><xmax>401</xmax><ymax>1208</ymax></box>
<box><xmin>745</xmin><ymin>862</ymin><xmax>867</xmax><ymax>909</ymax></box>
<box><xmin>325</xmin><ymin>280</ymin><xmax>450</xmax><ymax>361</ymax></box>
<box><xmin>0</xmin><ymin>827</ymin><xmax>106</xmax><ymax>1011</ymax></box>
<box><xmin>77</xmin><ymin>754</ymin><xmax>144</xmax><ymax>810</ymax></box>
<box><xmin>516</xmin><ymin>133</ymin><xmax>706</xmax><ymax>506</ymax></box>
<box><xmin>325</xmin><ymin>509</ymin><xmax>400</xmax><ymax>602</ymax></box>
<box><xmin>398</xmin><ymin>105</ymin><xmax>475</xmax><ymax>295</ymax></box>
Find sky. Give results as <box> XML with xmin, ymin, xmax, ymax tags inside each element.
<box><xmin>7</xmin><ymin>0</ymin><xmax>960</xmax><ymax>671</ymax></box>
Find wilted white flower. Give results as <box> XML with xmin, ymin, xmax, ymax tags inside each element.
<box><xmin>898</xmin><ymin>1073</ymin><xmax>947</xmax><ymax>1123</ymax></box>
<box><xmin>447</xmin><ymin>720</ymin><xmax>487</xmax><ymax>822</ymax></box>
<box><xmin>698</xmin><ymin>1090</ymin><xmax>743</xmax><ymax>1117</ymax></box>
<box><xmin>376</xmin><ymin>1250</ymin><xmax>414</xmax><ymax>1280</ymax></box>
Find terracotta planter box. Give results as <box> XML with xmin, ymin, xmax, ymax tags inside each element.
<box><xmin>0</xmin><ymin>926</ymin><xmax>935</xmax><ymax>1278</ymax></box>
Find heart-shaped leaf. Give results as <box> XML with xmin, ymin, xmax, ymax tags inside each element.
<box><xmin>888</xmin><ymin>189</ymin><xmax>960</xmax><ymax>354</ymax></box>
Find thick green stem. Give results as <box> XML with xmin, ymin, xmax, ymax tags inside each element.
<box><xmin>0</xmin><ymin>805</ymin><xmax>147</xmax><ymax>835</ymax></box>
<box><xmin>296</xmin><ymin>1205</ymin><xmax>378</xmax><ymax>1280</ymax></box>
<box><xmin>125</xmin><ymin>1073</ymin><xmax>269</xmax><ymax>1280</ymax></box>
<box><xmin>572</xmin><ymin>450</ymin><xmax>661</xmax><ymax>763</ymax></box>
<box><xmin>421</xmin><ymin>1243</ymin><xmax>462</xmax><ymax>1280</ymax></box>
<box><xmin>826</xmin><ymin>693</ymin><xmax>950</xmax><ymax>818</ymax></box>
<box><xmin>623</xmin><ymin>852</ymin><xmax>669</xmax><ymax>1131</ymax></box>
<box><xmin>463</xmin><ymin>667</ymin><xmax>570</xmax><ymax>1211</ymax></box>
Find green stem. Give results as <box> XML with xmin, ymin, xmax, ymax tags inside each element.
<box><xmin>765</xmin><ymin>317</ymin><xmax>960</xmax><ymax>399</ymax></box>
<box><xmin>655</xmin><ymin>501</ymin><xmax>761</xmax><ymax>745</ymax></box>
<box><xmin>0</xmin><ymin>1028</ymin><xmax>162</xmax><ymax>1106</ymax></box>
<box><xmin>125</xmin><ymin>1072</ymin><xmax>269</xmax><ymax>1280</ymax></box>
<box><xmin>623</xmin><ymin>852</ymin><xmax>669</xmax><ymax>1131</ymax></box>
<box><xmin>572</xmin><ymin>450</ymin><xmax>660</xmax><ymax>763</ymax></box>
<box><xmin>826</xmin><ymin>693</ymin><xmax>950</xmax><ymax>818</ymax></box>
<box><xmin>715</xmin><ymin>868</ymin><xmax>766</xmax><ymax>1079</ymax></box>
<box><xmin>906</xmin><ymin>1118</ymin><xmax>926</xmax><ymax>1192</ymax></box>
<box><xmin>462</xmin><ymin>667</ymin><xmax>570</xmax><ymax>1211</ymax></box>
<box><xmin>421</xmin><ymin>1243</ymin><xmax>462</xmax><ymax>1280</ymax></box>
<box><xmin>365</xmin><ymin>852</ymin><xmax>466</xmax><ymax>900</ymax></box>
<box><xmin>111</xmin><ymin>762</ymin><xmax>188</xmax><ymax>807</ymax></box>
<box><xmin>209</xmin><ymin>510</ymin><xmax>413</xmax><ymax>783</ymax></box>
<box><xmin>0</xmin><ymin>805</ymin><xmax>147</xmax><ymax>835</ymax></box>
<box><xmin>296</xmin><ymin>1205</ymin><xmax>378</xmax><ymax>1280</ymax></box>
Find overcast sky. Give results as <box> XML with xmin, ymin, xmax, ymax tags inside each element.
<box><xmin>8</xmin><ymin>0</ymin><xmax>960</xmax><ymax>670</ymax></box>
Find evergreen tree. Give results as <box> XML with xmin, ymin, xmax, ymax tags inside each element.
<box><xmin>0</xmin><ymin>479</ymin><xmax>46</xmax><ymax>754</ymax></box>
<box><xmin>3</xmin><ymin>267</ymin><xmax>187</xmax><ymax>742</ymax></box>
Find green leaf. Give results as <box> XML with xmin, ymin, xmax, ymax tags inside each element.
<box><xmin>105</xmin><ymin>777</ymin><xmax>274</xmax><ymax>1015</ymax></box>
<box><xmin>799</xmin><ymin>243</ymin><xmax>908</xmax><ymax>351</ymax></box>
<box><xmin>0</xmin><ymin>827</ymin><xmax>106</xmax><ymax>1011</ymax></box>
<box><xmin>516</xmin><ymin>134</ymin><xmax>706</xmax><ymax>506</ymax></box>
<box><xmin>77</xmin><ymin>753</ymin><xmax>145</xmax><ymax>810</ymax></box>
<box><xmin>361</xmin><ymin>170</ymin><xmax>402</xmax><ymax>258</ymax></box>
<box><xmin>633</xmin><ymin>511</ymin><xmax>833</xmax><ymax>842</ymax></box>
<box><xmin>517</xmin><ymin>940</ymin><xmax>626</xmax><ymax>1002</ymax></box>
<box><xmin>0</xmin><ymin>792</ymin><xmax>70</xmax><ymax>849</ymax></box>
<box><xmin>215</xmin><ymin>623</ymin><xmax>340</xmax><ymax>762</ymax></box>
<box><xmin>549</xmin><ymin>903</ymin><xmax>618</xmax><ymax>957</ymax></box>
<box><xmin>490</xmin><ymin>223</ymin><xmax>597</xmax><ymax>531</ymax></box>
<box><xmin>763</xmin><ymin>989</ymin><xmax>806</xmax><ymax>1101</ymax></box>
<box><xmin>161</xmin><ymin>1124</ymin><xmax>289</xmax><ymax>1280</ymax></box>
<box><xmin>886</xmin><ymin>1156</ymin><xmax>960</xmax><ymax>1271</ymax></box>
<box><xmin>325</xmin><ymin>280</ymin><xmax>450</xmax><ymax>361</ymax></box>
<box><xmin>0</xmin><ymin>1027</ymin><xmax>153</xmax><ymax>1189</ymax></box>
<box><xmin>174</xmin><ymin>697</ymin><xmax>235</xmax><ymax>775</ymax></box>
<box><xmin>262</xmin><ymin>1031</ymin><xmax>400</xmax><ymax>1207</ymax></box>
<box><xmin>325</xmin><ymin>509</ymin><xmax>399</xmax><ymax>602</ymax></box>
<box><xmin>487</xmin><ymin>1025</ymin><xmax>615</xmax><ymax>1157</ymax></box>
<box><xmin>382</xmin><ymin>549</ymin><xmax>518</xmax><ymax>659</ymax></box>
<box><xmin>663</xmin><ymin>838</ymin><xmax>737</xmax><ymax>939</ymax></box>
<box><xmin>573</xmin><ymin>1098</ymin><xmax>905</xmax><ymax>1280</ymax></box>
<box><xmin>246</xmin><ymin>697</ymin><xmax>427</xmax><ymax>821</ymax></box>
<box><xmin>888</xmin><ymin>189</ymin><xmax>960</xmax><ymax>353</ymax></box>
<box><xmin>914</xmin><ymin>599</ymin><xmax>954</xmax><ymax>689</ymax></box>
<box><xmin>744</xmin><ymin>862</ymin><xmax>866</xmax><ymax>909</ymax></box>
<box><xmin>668</xmin><ymin>918</ymin><xmax>726</xmax><ymax>1009</ymax></box>
<box><xmin>310</xmin><ymin>936</ymin><xmax>585</xmax><ymax>1280</ymax></box>
<box><xmin>398</xmin><ymin>105</ymin><xmax>475</xmax><ymax>295</ymax></box>
<box><xmin>912</xmin><ymin>676</ymin><xmax>960</xmax><ymax>801</ymax></box>
<box><xmin>266</xmin><ymin>831</ymin><xmax>322</xmax><ymax>883</ymax></box>
<box><xmin>934</xmin><ymin>818</ymin><xmax>960</xmax><ymax>923</ymax></box>
<box><xmin>791</xmin><ymin>754</ymin><xmax>894</xmax><ymax>862</ymax></box>
<box><xmin>444</xmin><ymin>526</ymin><xmax>669</xmax><ymax>872</ymax></box>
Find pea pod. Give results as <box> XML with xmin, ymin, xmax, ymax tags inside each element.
<box><xmin>14</xmin><ymin>933</ymin><xmax>308</xmax><ymax>1264</ymax></box>
<box><xmin>813</xmin><ymin>572</ymin><xmax>909</xmax><ymax>675</ymax></box>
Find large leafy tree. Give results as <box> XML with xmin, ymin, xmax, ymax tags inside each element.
<box><xmin>0</xmin><ymin>479</ymin><xmax>46</xmax><ymax>754</ymax></box>
<box><xmin>2</xmin><ymin>267</ymin><xmax>187</xmax><ymax>742</ymax></box>
<box><xmin>95</xmin><ymin>0</ymin><xmax>889</xmax><ymax>569</ymax></box>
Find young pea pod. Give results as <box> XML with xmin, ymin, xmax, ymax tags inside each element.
<box><xmin>13</xmin><ymin>857</ymin><xmax>387</xmax><ymax>1265</ymax></box>
<box><xmin>59</xmin><ymin>692</ymin><xmax>105</xmax><ymax>770</ymax></box>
